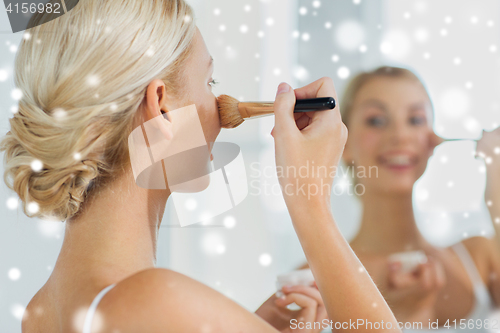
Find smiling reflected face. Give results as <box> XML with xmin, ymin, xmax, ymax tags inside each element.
<box><xmin>342</xmin><ymin>76</ymin><xmax>441</xmax><ymax>194</ymax></box>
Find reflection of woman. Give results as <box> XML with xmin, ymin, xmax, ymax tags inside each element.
<box><xmin>1</xmin><ymin>2</ymin><xmax>401</xmax><ymax>332</ymax></box>
<box><xmin>299</xmin><ymin>66</ymin><xmax>500</xmax><ymax>331</ymax></box>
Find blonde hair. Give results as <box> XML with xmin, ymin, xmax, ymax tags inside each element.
<box><xmin>0</xmin><ymin>0</ymin><xmax>196</xmax><ymax>221</ymax></box>
<box><xmin>340</xmin><ymin>66</ymin><xmax>433</xmax><ymax>128</ymax></box>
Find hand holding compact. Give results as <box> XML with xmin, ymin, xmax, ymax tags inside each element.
<box><xmin>255</xmin><ymin>284</ymin><xmax>326</xmax><ymax>333</ymax></box>
<box><xmin>385</xmin><ymin>255</ymin><xmax>446</xmax><ymax>324</ymax></box>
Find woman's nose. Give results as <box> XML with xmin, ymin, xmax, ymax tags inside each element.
<box><xmin>388</xmin><ymin>121</ymin><xmax>412</xmax><ymax>145</ymax></box>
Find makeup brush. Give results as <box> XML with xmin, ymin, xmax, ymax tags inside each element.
<box><xmin>217</xmin><ymin>94</ymin><xmax>336</xmax><ymax>129</ymax></box>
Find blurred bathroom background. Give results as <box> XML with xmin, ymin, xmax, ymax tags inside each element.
<box><xmin>1</xmin><ymin>0</ymin><xmax>499</xmax><ymax>331</ymax></box>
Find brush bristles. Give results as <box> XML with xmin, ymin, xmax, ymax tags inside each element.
<box><xmin>217</xmin><ymin>94</ymin><xmax>244</xmax><ymax>129</ymax></box>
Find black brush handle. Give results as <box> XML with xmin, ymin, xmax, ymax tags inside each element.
<box><xmin>293</xmin><ymin>97</ymin><xmax>336</xmax><ymax>113</ymax></box>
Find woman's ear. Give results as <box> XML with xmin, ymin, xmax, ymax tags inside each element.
<box><xmin>144</xmin><ymin>79</ymin><xmax>169</xmax><ymax>121</ymax></box>
<box><xmin>143</xmin><ymin>79</ymin><xmax>173</xmax><ymax>140</ymax></box>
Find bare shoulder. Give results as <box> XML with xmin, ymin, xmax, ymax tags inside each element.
<box><xmin>457</xmin><ymin>236</ymin><xmax>499</xmax><ymax>283</ymax></box>
<box><xmin>96</xmin><ymin>268</ymin><xmax>275</xmax><ymax>333</ymax></box>
<box><xmin>460</xmin><ymin>235</ymin><xmax>497</xmax><ymax>261</ymax></box>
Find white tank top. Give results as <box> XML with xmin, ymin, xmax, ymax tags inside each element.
<box><xmin>403</xmin><ymin>242</ymin><xmax>495</xmax><ymax>332</ymax></box>
<box><xmin>82</xmin><ymin>284</ymin><xmax>116</xmax><ymax>333</ymax></box>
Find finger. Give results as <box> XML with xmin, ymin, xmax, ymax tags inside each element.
<box><xmin>294</xmin><ymin>77</ymin><xmax>341</xmax><ymax>124</ymax></box>
<box><xmin>274</xmin><ymin>293</ymin><xmax>318</xmax><ymax>313</ymax></box>
<box><xmin>273</xmin><ymin>82</ymin><xmax>297</xmax><ymax>132</ymax></box>
<box><xmin>388</xmin><ymin>261</ymin><xmax>402</xmax><ymax>272</ymax></box>
<box><xmin>434</xmin><ymin>259</ymin><xmax>446</xmax><ymax>288</ymax></box>
<box><xmin>425</xmin><ymin>256</ymin><xmax>446</xmax><ymax>289</ymax></box>
<box><xmin>282</xmin><ymin>285</ymin><xmax>324</xmax><ymax>306</ymax></box>
<box><xmin>275</xmin><ymin>293</ymin><xmax>317</xmax><ymax>323</ymax></box>
<box><xmin>315</xmin><ymin>302</ymin><xmax>328</xmax><ymax>323</ymax></box>
<box><xmin>417</xmin><ymin>262</ymin><xmax>434</xmax><ymax>290</ymax></box>
<box><xmin>296</xmin><ymin>114</ymin><xmax>311</xmax><ymax>130</ymax></box>
<box><xmin>294</xmin><ymin>77</ymin><xmax>338</xmax><ymax>101</ymax></box>
<box><xmin>388</xmin><ymin>269</ymin><xmax>419</xmax><ymax>289</ymax></box>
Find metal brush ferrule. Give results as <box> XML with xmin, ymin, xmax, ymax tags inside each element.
<box><xmin>238</xmin><ymin>102</ymin><xmax>274</xmax><ymax>119</ymax></box>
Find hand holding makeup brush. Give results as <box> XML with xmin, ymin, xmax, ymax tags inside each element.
<box><xmin>270</xmin><ymin>78</ymin><xmax>400</xmax><ymax>329</ymax></box>
<box><xmin>271</xmin><ymin>78</ymin><xmax>347</xmax><ymax>207</ymax></box>
<box><xmin>217</xmin><ymin>94</ymin><xmax>335</xmax><ymax>128</ymax></box>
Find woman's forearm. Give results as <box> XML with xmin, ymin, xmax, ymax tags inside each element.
<box><xmin>288</xmin><ymin>198</ymin><xmax>401</xmax><ymax>332</ymax></box>
<box><xmin>485</xmin><ymin>166</ymin><xmax>500</xmax><ymax>245</ymax></box>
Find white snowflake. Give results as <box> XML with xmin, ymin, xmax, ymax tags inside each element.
<box><xmin>223</xmin><ymin>216</ymin><xmax>236</xmax><ymax>228</ymax></box>
<box><xmin>27</xmin><ymin>202</ymin><xmax>39</xmax><ymax>214</ymax></box>
<box><xmin>259</xmin><ymin>253</ymin><xmax>272</xmax><ymax>266</ymax></box>
<box><xmin>11</xmin><ymin>88</ymin><xmax>22</xmax><ymax>101</ymax></box>
<box><xmin>8</xmin><ymin>267</ymin><xmax>21</xmax><ymax>281</ymax></box>
<box><xmin>337</xmin><ymin>66</ymin><xmax>350</xmax><ymax>79</ymax></box>
<box><xmin>0</xmin><ymin>69</ymin><xmax>8</xmax><ymax>82</ymax></box>
<box><xmin>6</xmin><ymin>197</ymin><xmax>18</xmax><ymax>210</ymax></box>
<box><xmin>86</xmin><ymin>75</ymin><xmax>100</xmax><ymax>87</ymax></box>
<box><xmin>31</xmin><ymin>159</ymin><xmax>43</xmax><ymax>172</ymax></box>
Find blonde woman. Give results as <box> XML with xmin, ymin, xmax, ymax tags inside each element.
<box><xmin>1</xmin><ymin>1</ymin><xmax>401</xmax><ymax>332</ymax></box>
<box><xmin>300</xmin><ymin>66</ymin><xmax>500</xmax><ymax>331</ymax></box>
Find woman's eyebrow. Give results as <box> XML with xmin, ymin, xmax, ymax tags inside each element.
<box><xmin>409</xmin><ymin>102</ymin><xmax>428</xmax><ymax>111</ymax></box>
<box><xmin>358</xmin><ymin>99</ymin><xmax>387</xmax><ymax>112</ymax></box>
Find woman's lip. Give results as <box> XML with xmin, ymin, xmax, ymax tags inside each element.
<box><xmin>210</xmin><ymin>153</ymin><xmax>213</xmax><ymax>161</ymax></box>
<box><xmin>383</xmin><ymin>164</ymin><xmax>414</xmax><ymax>171</ymax></box>
<box><xmin>376</xmin><ymin>154</ymin><xmax>418</xmax><ymax>170</ymax></box>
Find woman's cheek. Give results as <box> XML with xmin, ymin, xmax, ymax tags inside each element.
<box><xmin>359</xmin><ymin>132</ymin><xmax>381</xmax><ymax>161</ymax></box>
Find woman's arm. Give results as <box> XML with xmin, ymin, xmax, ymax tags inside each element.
<box><xmin>475</xmin><ymin>127</ymin><xmax>500</xmax><ymax>305</ymax></box>
<box><xmin>271</xmin><ymin>77</ymin><xmax>400</xmax><ymax>332</ymax></box>
<box><xmin>477</xmin><ymin>128</ymin><xmax>500</xmax><ymax>243</ymax></box>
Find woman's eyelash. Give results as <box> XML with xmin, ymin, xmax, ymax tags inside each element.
<box><xmin>209</xmin><ymin>78</ymin><xmax>219</xmax><ymax>87</ymax></box>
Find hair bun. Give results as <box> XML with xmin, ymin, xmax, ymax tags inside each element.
<box><xmin>1</xmin><ymin>128</ymin><xmax>101</xmax><ymax>221</ymax></box>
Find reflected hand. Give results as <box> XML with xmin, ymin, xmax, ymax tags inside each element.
<box><xmin>385</xmin><ymin>256</ymin><xmax>446</xmax><ymax>324</ymax></box>
<box><xmin>255</xmin><ymin>285</ymin><xmax>327</xmax><ymax>333</ymax></box>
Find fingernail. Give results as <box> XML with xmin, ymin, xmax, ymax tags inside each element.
<box><xmin>283</xmin><ymin>285</ymin><xmax>292</xmax><ymax>291</ymax></box>
<box><xmin>276</xmin><ymin>82</ymin><xmax>290</xmax><ymax>96</ymax></box>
